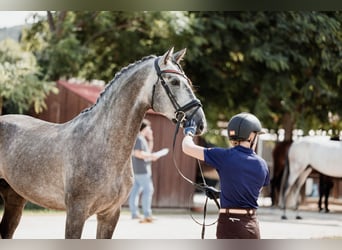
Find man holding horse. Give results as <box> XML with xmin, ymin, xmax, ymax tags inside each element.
<box><xmin>182</xmin><ymin>112</ymin><xmax>270</xmax><ymax>239</ymax></box>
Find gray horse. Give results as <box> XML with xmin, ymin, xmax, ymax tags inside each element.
<box><xmin>0</xmin><ymin>48</ymin><xmax>206</xmax><ymax>239</ymax></box>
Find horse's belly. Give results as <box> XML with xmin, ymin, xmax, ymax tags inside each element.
<box><xmin>4</xmin><ymin>173</ymin><xmax>66</xmax><ymax>210</ymax></box>
<box><xmin>13</xmin><ymin>183</ymin><xmax>66</xmax><ymax>210</ymax></box>
<box><xmin>27</xmin><ymin>189</ymin><xmax>66</xmax><ymax>210</ymax></box>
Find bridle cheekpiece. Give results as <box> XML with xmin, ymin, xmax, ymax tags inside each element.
<box><xmin>152</xmin><ymin>57</ymin><xmax>202</xmax><ymax>124</ymax></box>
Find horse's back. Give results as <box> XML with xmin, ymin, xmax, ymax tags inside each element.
<box><xmin>289</xmin><ymin>136</ymin><xmax>332</xmax><ymax>157</ymax></box>
<box><xmin>289</xmin><ymin>136</ymin><xmax>342</xmax><ymax>177</ymax></box>
<box><xmin>291</xmin><ymin>136</ymin><xmax>340</xmax><ymax>153</ymax></box>
<box><xmin>0</xmin><ymin>114</ymin><xmax>62</xmax><ymax>154</ymax></box>
<box><xmin>0</xmin><ymin>114</ymin><xmax>63</xmax><ymax>139</ymax></box>
<box><xmin>0</xmin><ymin>114</ymin><xmax>57</xmax><ymax>128</ymax></box>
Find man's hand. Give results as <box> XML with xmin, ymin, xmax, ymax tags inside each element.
<box><xmin>183</xmin><ymin>119</ymin><xmax>197</xmax><ymax>136</ymax></box>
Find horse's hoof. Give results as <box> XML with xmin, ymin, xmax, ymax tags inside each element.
<box><xmin>295</xmin><ymin>215</ymin><xmax>302</xmax><ymax>220</ymax></box>
<box><xmin>281</xmin><ymin>215</ymin><xmax>288</xmax><ymax>220</ymax></box>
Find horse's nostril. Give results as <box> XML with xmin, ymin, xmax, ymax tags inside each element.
<box><xmin>198</xmin><ymin>123</ymin><xmax>204</xmax><ymax>131</ymax></box>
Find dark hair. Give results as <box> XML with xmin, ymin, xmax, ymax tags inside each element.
<box><xmin>140</xmin><ymin>119</ymin><xmax>151</xmax><ymax>131</ymax></box>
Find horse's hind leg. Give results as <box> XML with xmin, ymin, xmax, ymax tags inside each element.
<box><xmin>293</xmin><ymin>167</ymin><xmax>313</xmax><ymax>220</ymax></box>
<box><xmin>0</xmin><ymin>179</ymin><xmax>27</xmax><ymax>239</ymax></box>
<box><xmin>96</xmin><ymin>208</ymin><xmax>121</xmax><ymax>239</ymax></box>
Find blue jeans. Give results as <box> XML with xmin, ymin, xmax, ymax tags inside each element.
<box><xmin>128</xmin><ymin>174</ymin><xmax>154</xmax><ymax>218</ymax></box>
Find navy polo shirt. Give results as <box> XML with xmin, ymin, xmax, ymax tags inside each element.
<box><xmin>204</xmin><ymin>145</ymin><xmax>270</xmax><ymax>209</ymax></box>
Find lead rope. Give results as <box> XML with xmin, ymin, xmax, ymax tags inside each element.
<box><xmin>172</xmin><ymin>116</ymin><xmax>220</xmax><ymax>239</ymax></box>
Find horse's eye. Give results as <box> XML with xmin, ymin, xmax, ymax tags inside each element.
<box><xmin>170</xmin><ymin>79</ymin><xmax>180</xmax><ymax>86</ymax></box>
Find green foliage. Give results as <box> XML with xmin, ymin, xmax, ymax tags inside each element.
<box><xmin>22</xmin><ymin>11</ymin><xmax>194</xmax><ymax>82</ymax></box>
<box><xmin>21</xmin><ymin>11</ymin><xmax>342</xmax><ymax>140</ymax></box>
<box><xmin>0</xmin><ymin>38</ymin><xmax>57</xmax><ymax>114</ymax></box>
<box><xmin>183</xmin><ymin>11</ymin><xmax>342</xmax><ymax>138</ymax></box>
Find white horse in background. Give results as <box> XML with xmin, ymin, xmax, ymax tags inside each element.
<box><xmin>279</xmin><ymin>136</ymin><xmax>342</xmax><ymax>219</ymax></box>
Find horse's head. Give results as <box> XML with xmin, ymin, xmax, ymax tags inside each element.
<box><xmin>152</xmin><ymin>48</ymin><xmax>207</xmax><ymax>135</ymax></box>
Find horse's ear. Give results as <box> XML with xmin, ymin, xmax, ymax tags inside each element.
<box><xmin>162</xmin><ymin>47</ymin><xmax>174</xmax><ymax>65</ymax></box>
<box><xmin>173</xmin><ymin>48</ymin><xmax>187</xmax><ymax>64</ymax></box>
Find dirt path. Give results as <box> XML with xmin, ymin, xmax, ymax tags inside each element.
<box><xmin>10</xmin><ymin>205</ymin><xmax>342</xmax><ymax>239</ymax></box>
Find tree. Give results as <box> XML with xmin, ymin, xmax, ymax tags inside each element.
<box><xmin>22</xmin><ymin>11</ymin><xmax>194</xmax><ymax>82</ymax></box>
<box><xmin>0</xmin><ymin>38</ymin><xmax>57</xmax><ymax>114</ymax></box>
<box><xmin>22</xmin><ymin>11</ymin><xmax>342</xmax><ymax>142</ymax></box>
<box><xmin>184</xmin><ymin>12</ymin><xmax>342</xmax><ymax>140</ymax></box>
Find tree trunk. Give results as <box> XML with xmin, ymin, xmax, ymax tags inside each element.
<box><xmin>282</xmin><ymin>112</ymin><xmax>294</xmax><ymax>141</ymax></box>
<box><xmin>0</xmin><ymin>96</ymin><xmax>3</xmax><ymax>115</ymax></box>
<box><xmin>47</xmin><ymin>11</ymin><xmax>55</xmax><ymax>32</ymax></box>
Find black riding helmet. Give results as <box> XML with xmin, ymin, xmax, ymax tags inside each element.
<box><xmin>227</xmin><ymin>112</ymin><xmax>264</xmax><ymax>141</ymax></box>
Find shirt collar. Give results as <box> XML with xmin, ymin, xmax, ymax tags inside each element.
<box><xmin>234</xmin><ymin>145</ymin><xmax>254</xmax><ymax>154</ymax></box>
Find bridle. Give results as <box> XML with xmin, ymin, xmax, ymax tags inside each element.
<box><xmin>153</xmin><ymin>57</ymin><xmax>221</xmax><ymax>239</ymax></box>
<box><xmin>152</xmin><ymin>57</ymin><xmax>202</xmax><ymax>124</ymax></box>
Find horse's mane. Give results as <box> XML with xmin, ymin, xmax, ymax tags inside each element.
<box><xmin>81</xmin><ymin>54</ymin><xmax>157</xmax><ymax>114</ymax></box>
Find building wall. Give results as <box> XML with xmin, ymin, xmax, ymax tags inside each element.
<box><xmin>35</xmin><ymin>81</ymin><xmax>95</xmax><ymax>123</ymax></box>
<box><xmin>145</xmin><ymin>113</ymin><xmax>198</xmax><ymax>208</ymax></box>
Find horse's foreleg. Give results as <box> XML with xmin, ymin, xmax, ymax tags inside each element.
<box><xmin>281</xmin><ymin>207</ymin><xmax>288</xmax><ymax>220</ymax></box>
<box><xmin>0</xmin><ymin>180</ymin><xmax>27</xmax><ymax>239</ymax></box>
<box><xmin>279</xmin><ymin>162</ymin><xmax>290</xmax><ymax>219</ymax></box>
<box><xmin>65</xmin><ymin>205</ymin><xmax>88</xmax><ymax>239</ymax></box>
<box><xmin>96</xmin><ymin>208</ymin><xmax>121</xmax><ymax>239</ymax></box>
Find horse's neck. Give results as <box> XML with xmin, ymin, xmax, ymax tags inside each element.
<box><xmin>72</xmin><ymin>59</ymin><xmax>154</xmax><ymax>146</ymax></box>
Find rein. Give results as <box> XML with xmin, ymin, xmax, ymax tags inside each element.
<box><xmin>172</xmin><ymin>115</ymin><xmax>221</xmax><ymax>239</ymax></box>
<box><xmin>152</xmin><ymin>57</ymin><xmax>220</xmax><ymax>238</ymax></box>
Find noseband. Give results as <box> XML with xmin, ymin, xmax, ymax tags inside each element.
<box><xmin>152</xmin><ymin>58</ymin><xmax>202</xmax><ymax>124</ymax></box>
